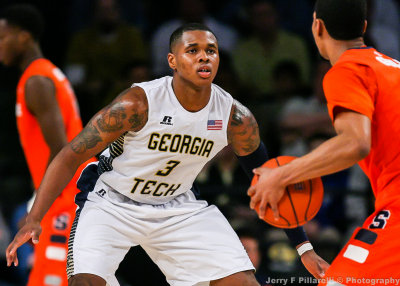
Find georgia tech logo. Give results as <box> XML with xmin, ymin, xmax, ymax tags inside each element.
<box><xmin>160</xmin><ymin>116</ymin><xmax>173</xmax><ymax>125</ymax></box>
<box><xmin>148</xmin><ymin>132</ymin><xmax>214</xmax><ymax>157</ymax></box>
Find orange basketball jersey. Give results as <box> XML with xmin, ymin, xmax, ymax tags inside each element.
<box><xmin>323</xmin><ymin>47</ymin><xmax>400</xmax><ymax>208</ymax></box>
<box><xmin>16</xmin><ymin>58</ymin><xmax>82</xmax><ymax>190</ymax></box>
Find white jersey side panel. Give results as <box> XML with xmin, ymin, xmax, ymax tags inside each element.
<box><xmin>98</xmin><ymin>76</ymin><xmax>233</xmax><ymax>204</ymax></box>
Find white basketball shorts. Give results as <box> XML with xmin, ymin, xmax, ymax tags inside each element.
<box><xmin>67</xmin><ymin>177</ymin><xmax>254</xmax><ymax>286</ymax></box>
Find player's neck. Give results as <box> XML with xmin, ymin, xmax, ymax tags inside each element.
<box><xmin>328</xmin><ymin>38</ymin><xmax>365</xmax><ymax>65</ymax></box>
<box><xmin>171</xmin><ymin>77</ymin><xmax>212</xmax><ymax>112</ymax></box>
<box><xmin>20</xmin><ymin>43</ymin><xmax>43</xmax><ymax>71</ymax></box>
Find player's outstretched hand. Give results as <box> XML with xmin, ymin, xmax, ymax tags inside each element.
<box><xmin>247</xmin><ymin>166</ymin><xmax>285</xmax><ymax>220</ymax></box>
<box><xmin>300</xmin><ymin>249</ymin><xmax>330</xmax><ymax>279</ymax></box>
<box><xmin>6</xmin><ymin>219</ymin><xmax>41</xmax><ymax>267</ymax></box>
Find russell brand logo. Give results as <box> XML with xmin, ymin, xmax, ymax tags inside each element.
<box><xmin>160</xmin><ymin>116</ymin><xmax>173</xmax><ymax>125</ymax></box>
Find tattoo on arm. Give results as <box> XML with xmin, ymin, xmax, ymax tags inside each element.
<box><xmin>96</xmin><ymin>105</ymin><xmax>127</xmax><ymax>132</ymax></box>
<box><xmin>238</xmin><ymin>118</ymin><xmax>259</xmax><ymax>154</ymax></box>
<box><xmin>228</xmin><ymin>101</ymin><xmax>260</xmax><ymax>155</ymax></box>
<box><xmin>70</xmin><ymin>122</ymin><xmax>102</xmax><ymax>154</ymax></box>
<box><xmin>70</xmin><ymin>87</ymin><xmax>148</xmax><ymax>154</ymax></box>
<box><xmin>128</xmin><ymin>108</ymin><xmax>148</xmax><ymax>130</ymax></box>
<box><xmin>231</xmin><ymin>104</ymin><xmax>244</xmax><ymax>126</ymax></box>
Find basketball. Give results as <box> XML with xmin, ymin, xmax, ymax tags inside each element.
<box><xmin>251</xmin><ymin>156</ymin><xmax>324</xmax><ymax>228</ymax></box>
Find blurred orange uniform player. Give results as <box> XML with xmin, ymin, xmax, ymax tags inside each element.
<box><xmin>0</xmin><ymin>4</ymin><xmax>92</xmax><ymax>285</ymax></box>
<box><xmin>17</xmin><ymin>59</ymin><xmax>91</xmax><ymax>286</ymax></box>
<box><xmin>318</xmin><ymin>47</ymin><xmax>400</xmax><ymax>285</ymax></box>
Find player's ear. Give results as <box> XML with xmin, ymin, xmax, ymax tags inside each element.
<box><xmin>315</xmin><ymin>18</ymin><xmax>325</xmax><ymax>37</ymax></box>
<box><xmin>18</xmin><ymin>30</ymin><xmax>32</xmax><ymax>44</ymax></box>
<box><xmin>168</xmin><ymin>53</ymin><xmax>177</xmax><ymax>71</ymax></box>
<box><xmin>363</xmin><ymin>20</ymin><xmax>367</xmax><ymax>34</ymax></box>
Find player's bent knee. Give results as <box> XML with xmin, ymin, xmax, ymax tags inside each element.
<box><xmin>210</xmin><ymin>270</ymin><xmax>260</xmax><ymax>286</ymax></box>
<box><xmin>68</xmin><ymin>273</ymin><xmax>106</xmax><ymax>286</ymax></box>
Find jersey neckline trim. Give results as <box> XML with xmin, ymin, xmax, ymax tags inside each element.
<box><xmin>347</xmin><ymin>46</ymin><xmax>374</xmax><ymax>50</ymax></box>
<box><xmin>166</xmin><ymin>77</ymin><xmax>214</xmax><ymax>118</ymax></box>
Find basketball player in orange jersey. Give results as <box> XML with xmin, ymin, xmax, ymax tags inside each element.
<box><xmin>249</xmin><ymin>0</ymin><xmax>400</xmax><ymax>285</ymax></box>
<box><xmin>0</xmin><ymin>5</ymin><xmax>92</xmax><ymax>286</ymax></box>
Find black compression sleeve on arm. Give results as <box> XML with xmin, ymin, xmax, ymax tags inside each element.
<box><xmin>236</xmin><ymin>142</ymin><xmax>309</xmax><ymax>248</ymax></box>
<box><xmin>284</xmin><ymin>227</ymin><xmax>309</xmax><ymax>247</ymax></box>
<box><xmin>236</xmin><ymin>141</ymin><xmax>268</xmax><ymax>180</ymax></box>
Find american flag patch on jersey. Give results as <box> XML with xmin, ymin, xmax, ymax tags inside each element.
<box><xmin>207</xmin><ymin>120</ymin><xmax>223</xmax><ymax>130</ymax></box>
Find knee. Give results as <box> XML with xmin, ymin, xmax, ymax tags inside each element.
<box><xmin>68</xmin><ymin>273</ymin><xmax>106</xmax><ymax>286</ymax></box>
<box><xmin>242</xmin><ymin>271</ymin><xmax>260</xmax><ymax>286</ymax></box>
<box><xmin>211</xmin><ymin>270</ymin><xmax>260</xmax><ymax>286</ymax></box>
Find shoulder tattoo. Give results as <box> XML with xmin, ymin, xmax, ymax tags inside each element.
<box><xmin>96</xmin><ymin>104</ymin><xmax>127</xmax><ymax>132</ymax></box>
<box><xmin>228</xmin><ymin>102</ymin><xmax>260</xmax><ymax>155</ymax></box>
<box><xmin>128</xmin><ymin>106</ymin><xmax>148</xmax><ymax>130</ymax></box>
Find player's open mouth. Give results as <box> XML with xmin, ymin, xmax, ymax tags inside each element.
<box><xmin>197</xmin><ymin>67</ymin><xmax>211</xmax><ymax>78</ymax></box>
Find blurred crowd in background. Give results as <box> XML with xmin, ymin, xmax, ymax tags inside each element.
<box><xmin>1</xmin><ymin>0</ymin><xmax>399</xmax><ymax>285</ymax></box>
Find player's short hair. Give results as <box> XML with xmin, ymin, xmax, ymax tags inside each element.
<box><xmin>1</xmin><ymin>4</ymin><xmax>44</xmax><ymax>41</ymax></box>
<box><xmin>169</xmin><ymin>23</ymin><xmax>217</xmax><ymax>52</ymax></box>
<box><xmin>315</xmin><ymin>0</ymin><xmax>367</xmax><ymax>40</ymax></box>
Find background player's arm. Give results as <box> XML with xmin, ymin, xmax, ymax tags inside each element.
<box><xmin>6</xmin><ymin>86</ymin><xmax>148</xmax><ymax>266</ymax></box>
<box><xmin>25</xmin><ymin>76</ymin><xmax>68</xmax><ymax>163</ymax></box>
<box><xmin>249</xmin><ymin>110</ymin><xmax>371</xmax><ymax>220</ymax></box>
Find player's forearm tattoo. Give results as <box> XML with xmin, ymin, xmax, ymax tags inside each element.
<box><xmin>96</xmin><ymin>105</ymin><xmax>127</xmax><ymax>132</ymax></box>
<box><xmin>70</xmin><ymin>122</ymin><xmax>102</xmax><ymax>154</ymax></box>
<box><xmin>128</xmin><ymin>107</ymin><xmax>148</xmax><ymax>130</ymax></box>
<box><xmin>228</xmin><ymin>102</ymin><xmax>260</xmax><ymax>155</ymax></box>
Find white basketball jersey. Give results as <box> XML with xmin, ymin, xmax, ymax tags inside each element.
<box><xmin>97</xmin><ymin>76</ymin><xmax>233</xmax><ymax>204</ymax></box>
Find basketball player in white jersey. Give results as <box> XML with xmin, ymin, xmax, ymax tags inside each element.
<box><xmin>6</xmin><ymin>23</ymin><xmax>328</xmax><ymax>285</ymax></box>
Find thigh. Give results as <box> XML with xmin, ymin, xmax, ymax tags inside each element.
<box><xmin>28</xmin><ymin>195</ymin><xmax>76</xmax><ymax>286</ymax></box>
<box><xmin>319</xmin><ymin>204</ymin><xmax>400</xmax><ymax>286</ymax></box>
<box><xmin>143</xmin><ymin>205</ymin><xmax>254</xmax><ymax>286</ymax></box>
<box><xmin>67</xmin><ymin>192</ymin><xmax>139</xmax><ymax>286</ymax></box>
<box><xmin>69</xmin><ymin>273</ymin><xmax>106</xmax><ymax>286</ymax></box>
<box><xmin>210</xmin><ymin>270</ymin><xmax>259</xmax><ymax>286</ymax></box>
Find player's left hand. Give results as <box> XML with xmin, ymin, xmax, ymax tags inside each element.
<box><xmin>247</xmin><ymin>166</ymin><xmax>286</xmax><ymax>220</ymax></box>
<box><xmin>6</xmin><ymin>219</ymin><xmax>41</xmax><ymax>267</ymax></box>
<box><xmin>300</xmin><ymin>249</ymin><xmax>330</xmax><ymax>279</ymax></box>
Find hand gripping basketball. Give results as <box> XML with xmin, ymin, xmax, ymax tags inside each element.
<box><xmin>249</xmin><ymin>156</ymin><xmax>324</xmax><ymax>228</ymax></box>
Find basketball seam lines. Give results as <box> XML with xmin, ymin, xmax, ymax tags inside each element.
<box><xmin>279</xmin><ymin>214</ymin><xmax>291</xmax><ymax>226</ymax></box>
<box><xmin>304</xmin><ymin>179</ymin><xmax>313</xmax><ymax>222</ymax></box>
<box><xmin>275</xmin><ymin>158</ymin><xmax>299</xmax><ymax>227</ymax></box>
<box><xmin>285</xmin><ymin>187</ymin><xmax>299</xmax><ymax>227</ymax></box>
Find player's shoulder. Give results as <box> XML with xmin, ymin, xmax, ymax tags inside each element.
<box><xmin>25</xmin><ymin>74</ymin><xmax>55</xmax><ymax>93</ymax></box>
<box><xmin>23</xmin><ymin>58</ymin><xmax>54</xmax><ymax>77</ymax></box>
<box><xmin>132</xmin><ymin>76</ymin><xmax>170</xmax><ymax>93</ymax></box>
<box><xmin>325</xmin><ymin>59</ymin><xmax>365</xmax><ymax>84</ymax></box>
<box><xmin>333</xmin><ymin>48</ymin><xmax>380</xmax><ymax>72</ymax></box>
<box><xmin>211</xmin><ymin>82</ymin><xmax>233</xmax><ymax>101</ymax></box>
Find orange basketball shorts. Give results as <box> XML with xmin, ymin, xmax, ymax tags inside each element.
<box><xmin>27</xmin><ymin>188</ymin><xmax>77</xmax><ymax>286</ymax></box>
<box><xmin>318</xmin><ymin>199</ymin><xmax>400</xmax><ymax>286</ymax></box>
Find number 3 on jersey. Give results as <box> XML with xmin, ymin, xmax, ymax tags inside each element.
<box><xmin>156</xmin><ymin>160</ymin><xmax>181</xmax><ymax>176</ymax></box>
